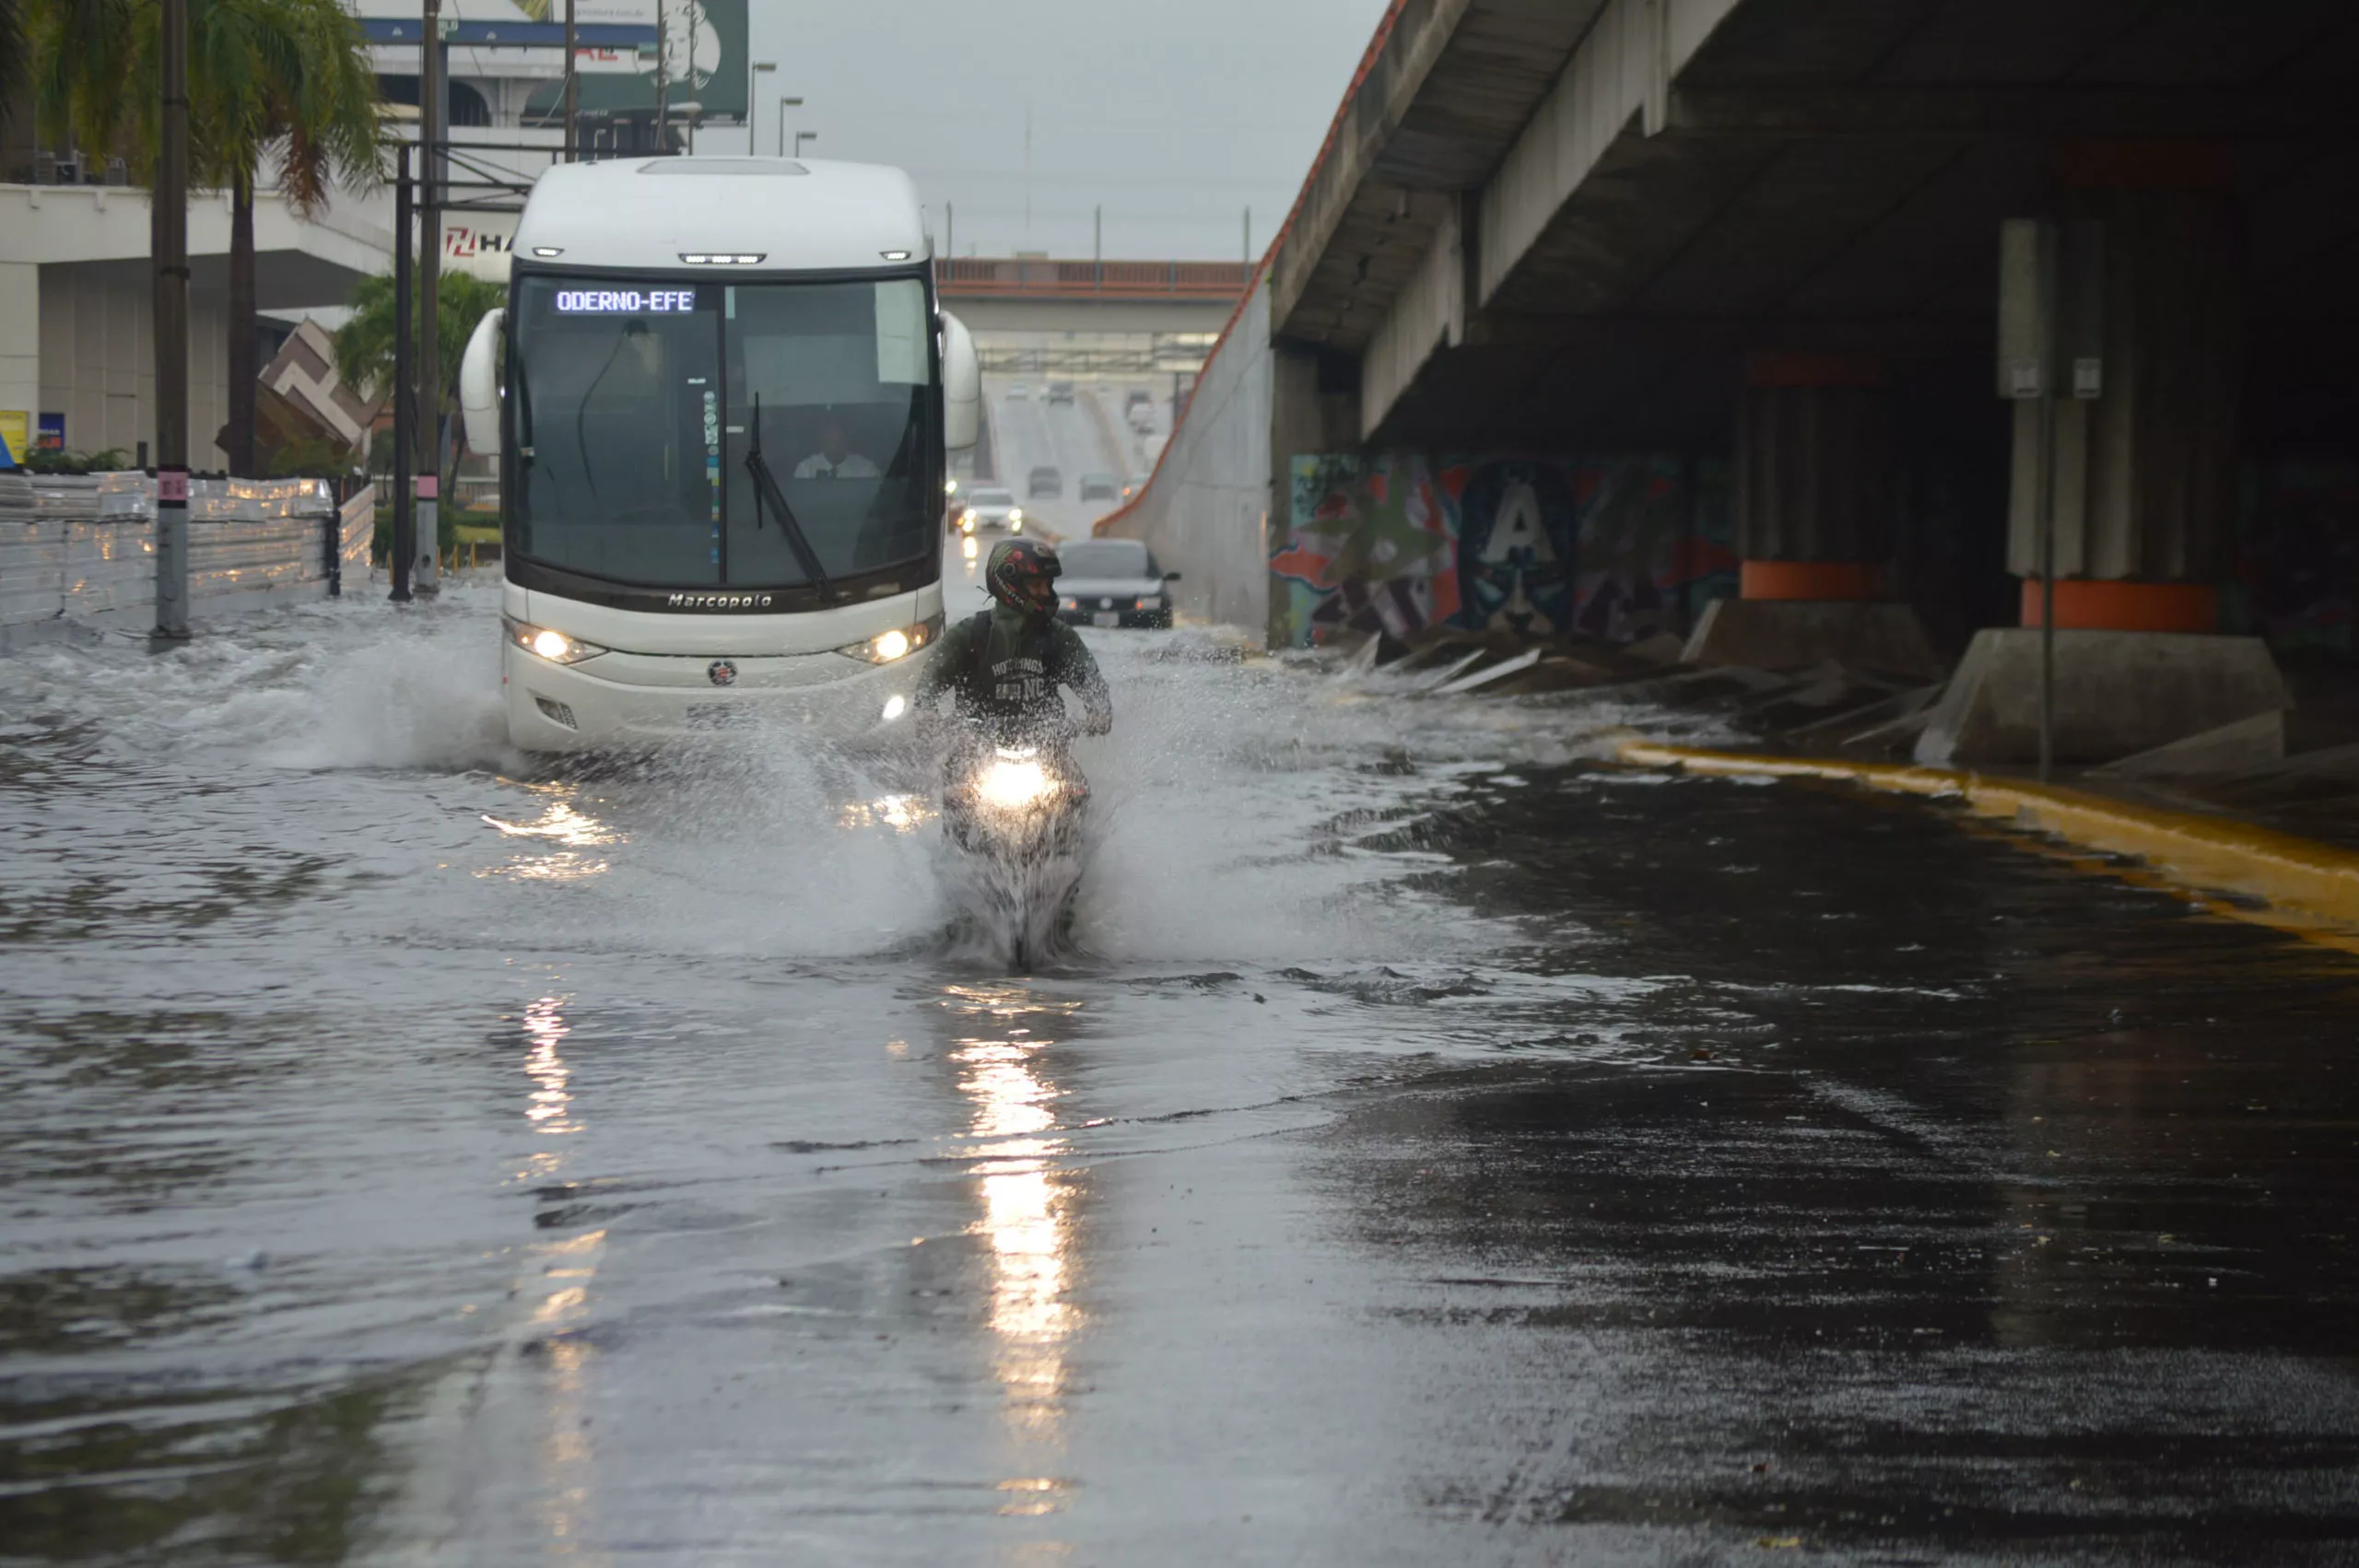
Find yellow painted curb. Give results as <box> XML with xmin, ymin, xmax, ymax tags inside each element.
<box><xmin>1617</xmin><ymin>741</ymin><xmax>2359</xmax><ymax>953</ymax></box>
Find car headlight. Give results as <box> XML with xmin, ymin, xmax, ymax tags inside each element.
<box><xmin>836</xmin><ymin>613</ymin><xmax>945</xmax><ymax>664</ymax></box>
<box><xmin>506</xmin><ymin>616</ymin><xmax>607</xmax><ymax>664</ymax></box>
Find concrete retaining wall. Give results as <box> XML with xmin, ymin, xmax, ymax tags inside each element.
<box><xmin>1099</xmin><ymin>275</ymin><xmax>1273</xmax><ymax>638</ymax></box>
<box><xmin>0</xmin><ymin>472</ymin><xmax>371</xmax><ymax>649</ymax></box>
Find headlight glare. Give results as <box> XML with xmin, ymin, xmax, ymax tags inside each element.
<box><xmin>507</xmin><ymin>617</ymin><xmax>606</xmax><ymax>664</ymax></box>
<box><xmin>837</xmin><ymin>614</ymin><xmax>944</xmax><ymax>664</ymax></box>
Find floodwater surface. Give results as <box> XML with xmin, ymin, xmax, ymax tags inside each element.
<box><xmin>1</xmin><ymin>570</ymin><xmax>2354</xmax><ymax>1565</ymax></box>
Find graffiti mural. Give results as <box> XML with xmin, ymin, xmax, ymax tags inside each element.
<box><xmin>1452</xmin><ymin>460</ymin><xmax>1576</xmax><ymax>637</ymax></box>
<box><xmin>1273</xmin><ymin>450</ymin><xmax>1736</xmax><ymax>648</ymax></box>
<box><xmin>1275</xmin><ymin>454</ymin><xmax>1460</xmax><ymax>647</ymax></box>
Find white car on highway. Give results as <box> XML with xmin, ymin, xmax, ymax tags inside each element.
<box><xmin>957</xmin><ymin>486</ymin><xmax>1025</xmax><ymax>534</ymax></box>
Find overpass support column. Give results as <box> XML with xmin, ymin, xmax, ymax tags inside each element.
<box><xmin>1684</xmin><ymin>353</ymin><xmax>1938</xmax><ymax>677</ymax></box>
<box><xmin>2010</xmin><ymin>168</ymin><xmax>2242</xmax><ymax>631</ymax></box>
<box><xmin>1919</xmin><ymin>148</ymin><xmax>2285</xmax><ymax>767</ymax></box>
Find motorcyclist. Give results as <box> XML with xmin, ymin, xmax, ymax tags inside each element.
<box><xmin>913</xmin><ymin>538</ymin><xmax>1112</xmax><ymax>743</ymax></box>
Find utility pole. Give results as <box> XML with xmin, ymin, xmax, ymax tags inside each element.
<box><xmin>1243</xmin><ymin>206</ymin><xmax>1251</xmax><ymax>264</ymax></box>
<box><xmin>562</xmin><ymin>0</ymin><xmax>579</xmax><ymax>162</ymax></box>
<box><xmin>416</xmin><ymin>0</ymin><xmax>443</xmax><ymax>593</ymax></box>
<box><xmin>153</xmin><ymin>0</ymin><xmax>191</xmax><ymax>638</ymax></box>
<box><xmin>391</xmin><ymin>144</ymin><xmax>414</xmax><ymax>603</ymax></box>
<box><xmin>652</xmin><ymin>0</ymin><xmax>668</xmax><ymax>152</ymax></box>
<box><xmin>945</xmin><ymin>201</ymin><xmax>953</xmax><ymax>265</ymax></box>
<box><xmin>1094</xmin><ymin>205</ymin><xmax>1102</xmax><ymax>290</ymax></box>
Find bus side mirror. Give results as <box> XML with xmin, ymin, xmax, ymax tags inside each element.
<box><xmin>460</xmin><ymin>307</ymin><xmax>505</xmax><ymax>457</ymax></box>
<box><xmin>942</xmin><ymin>310</ymin><xmax>980</xmax><ymax>451</ymax></box>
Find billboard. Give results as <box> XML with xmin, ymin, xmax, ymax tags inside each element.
<box><xmin>515</xmin><ymin>0</ymin><xmax>748</xmax><ymax>125</ymax></box>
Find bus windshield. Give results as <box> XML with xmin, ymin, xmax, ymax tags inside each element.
<box><xmin>511</xmin><ymin>274</ymin><xmax>934</xmax><ymax>589</ymax></box>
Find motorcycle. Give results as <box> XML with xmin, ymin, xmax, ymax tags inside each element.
<box><xmin>939</xmin><ymin>727</ymin><xmax>1090</xmax><ymax>970</ymax></box>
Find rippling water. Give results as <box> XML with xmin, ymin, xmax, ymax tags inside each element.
<box><xmin>0</xmin><ymin>573</ymin><xmax>1693</xmax><ymax>1562</ymax></box>
<box><xmin>7</xmin><ymin>573</ymin><xmax>2359</xmax><ymax>1566</ymax></box>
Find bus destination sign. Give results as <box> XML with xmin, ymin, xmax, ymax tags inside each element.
<box><xmin>554</xmin><ymin>289</ymin><xmax>698</xmax><ymax>314</ymax></box>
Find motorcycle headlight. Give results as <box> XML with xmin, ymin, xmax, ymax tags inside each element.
<box><xmin>837</xmin><ymin>613</ymin><xmax>944</xmax><ymax>664</ymax></box>
<box><xmin>506</xmin><ymin>617</ymin><xmax>607</xmax><ymax>665</ymax></box>
<box><xmin>978</xmin><ymin>753</ymin><xmax>1054</xmax><ymax>810</ymax></box>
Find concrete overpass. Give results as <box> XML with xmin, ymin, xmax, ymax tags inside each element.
<box><xmin>1106</xmin><ymin>0</ymin><xmax>2359</xmax><ymax>766</ymax></box>
<box><xmin>937</xmin><ymin>258</ymin><xmax>1247</xmax><ymax>334</ymax></box>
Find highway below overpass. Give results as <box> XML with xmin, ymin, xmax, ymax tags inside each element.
<box><xmin>2</xmin><ymin>566</ymin><xmax>2355</xmax><ymax>1562</ymax></box>
<box><xmin>976</xmin><ymin>375</ymin><xmax>1157</xmax><ymax>544</ymax></box>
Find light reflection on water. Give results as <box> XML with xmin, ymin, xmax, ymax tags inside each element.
<box><xmin>512</xmin><ymin>994</ymin><xmax>605</xmax><ymax>1561</ymax></box>
<box><xmin>945</xmin><ymin>985</ymin><xmax>1083</xmax><ymax>1515</ymax></box>
<box><xmin>480</xmin><ymin>794</ymin><xmax>621</xmax><ymax>882</ymax></box>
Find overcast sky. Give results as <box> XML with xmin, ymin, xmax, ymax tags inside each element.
<box><xmin>744</xmin><ymin>0</ymin><xmax>1391</xmax><ymax>262</ymax></box>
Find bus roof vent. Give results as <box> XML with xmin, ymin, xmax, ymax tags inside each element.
<box><xmin>638</xmin><ymin>158</ymin><xmax>810</xmax><ymax>177</ymax></box>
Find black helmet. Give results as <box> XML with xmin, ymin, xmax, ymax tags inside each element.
<box><xmin>986</xmin><ymin>538</ymin><xmax>1062</xmax><ymax>615</ymax></box>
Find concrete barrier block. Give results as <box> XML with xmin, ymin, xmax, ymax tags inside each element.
<box><xmin>2095</xmin><ymin>711</ymin><xmax>2287</xmax><ymax>779</ymax></box>
<box><xmin>1915</xmin><ymin>629</ymin><xmax>2287</xmax><ymax>767</ymax></box>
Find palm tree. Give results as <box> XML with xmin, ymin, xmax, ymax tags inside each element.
<box><xmin>333</xmin><ymin>267</ymin><xmax>507</xmax><ymax>425</ymax></box>
<box><xmin>191</xmin><ymin>0</ymin><xmax>381</xmax><ymax>474</ymax></box>
<box><xmin>1</xmin><ymin>0</ymin><xmax>27</xmax><ymax>138</ymax></box>
<box><xmin>22</xmin><ymin>0</ymin><xmax>380</xmax><ymax>473</ymax></box>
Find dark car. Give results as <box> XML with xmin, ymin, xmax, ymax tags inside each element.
<box><xmin>1078</xmin><ymin>472</ymin><xmax>1121</xmax><ymax>501</ymax></box>
<box><xmin>1027</xmin><ymin>465</ymin><xmax>1063</xmax><ymax>498</ymax></box>
<box><xmin>1054</xmin><ymin>538</ymin><xmax>1180</xmax><ymax>629</ymax></box>
<box><xmin>1047</xmin><ymin>380</ymin><xmax>1076</xmax><ymax>404</ymax></box>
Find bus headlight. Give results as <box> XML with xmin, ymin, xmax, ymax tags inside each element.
<box><xmin>837</xmin><ymin>614</ymin><xmax>944</xmax><ymax>664</ymax></box>
<box><xmin>506</xmin><ymin>617</ymin><xmax>607</xmax><ymax>664</ymax></box>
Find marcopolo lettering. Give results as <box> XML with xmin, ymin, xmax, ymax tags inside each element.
<box><xmin>666</xmin><ymin>591</ymin><xmax>776</xmax><ymax>609</ymax></box>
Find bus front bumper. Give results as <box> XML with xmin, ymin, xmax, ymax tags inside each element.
<box><xmin>503</xmin><ymin>641</ymin><xmax>918</xmax><ymax>752</ymax></box>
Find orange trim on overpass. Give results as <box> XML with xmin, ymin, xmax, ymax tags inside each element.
<box><xmin>936</xmin><ymin>258</ymin><xmax>1253</xmax><ymax>302</ymax></box>
<box><xmin>1742</xmin><ymin>560</ymin><xmax>1886</xmax><ymax>602</ymax></box>
<box><xmin>2020</xmin><ymin>579</ymin><xmax>2218</xmax><ymax>633</ymax></box>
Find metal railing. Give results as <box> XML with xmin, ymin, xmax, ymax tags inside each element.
<box><xmin>1</xmin><ymin>473</ymin><xmax>370</xmax><ymax>647</ymax></box>
<box><xmin>935</xmin><ymin>258</ymin><xmax>1253</xmax><ymax>301</ymax></box>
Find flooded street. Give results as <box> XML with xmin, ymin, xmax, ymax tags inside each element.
<box><xmin>3</xmin><ymin>558</ymin><xmax>2356</xmax><ymax>1565</ymax></box>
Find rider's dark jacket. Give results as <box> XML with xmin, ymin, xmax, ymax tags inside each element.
<box><xmin>914</xmin><ymin>604</ymin><xmax>1113</xmax><ymax>737</ymax></box>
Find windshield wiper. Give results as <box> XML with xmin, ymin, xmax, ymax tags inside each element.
<box><xmin>744</xmin><ymin>394</ymin><xmax>834</xmax><ymax>598</ymax></box>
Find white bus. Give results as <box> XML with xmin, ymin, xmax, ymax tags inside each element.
<box><xmin>459</xmin><ymin>157</ymin><xmax>979</xmax><ymax>750</ymax></box>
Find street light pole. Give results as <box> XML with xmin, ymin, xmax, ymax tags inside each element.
<box><xmin>794</xmin><ymin>130</ymin><xmax>817</xmax><ymax>158</ymax></box>
<box><xmin>562</xmin><ymin>0</ymin><xmax>578</xmax><ymax>162</ymax></box>
<box><xmin>416</xmin><ymin>0</ymin><xmax>444</xmax><ymax>594</ymax></box>
<box><xmin>391</xmin><ymin>144</ymin><xmax>414</xmax><ymax>603</ymax></box>
<box><xmin>152</xmin><ymin>0</ymin><xmax>190</xmax><ymax>638</ymax></box>
<box><xmin>775</xmin><ymin>94</ymin><xmax>802</xmax><ymax>158</ymax></box>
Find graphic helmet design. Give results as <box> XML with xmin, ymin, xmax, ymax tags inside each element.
<box><xmin>986</xmin><ymin>538</ymin><xmax>1062</xmax><ymax>614</ymax></box>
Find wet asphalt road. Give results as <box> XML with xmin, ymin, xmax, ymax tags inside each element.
<box><xmin>2</xmin><ymin>577</ymin><xmax>2357</xmax><ymax>1565</ymax></box>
